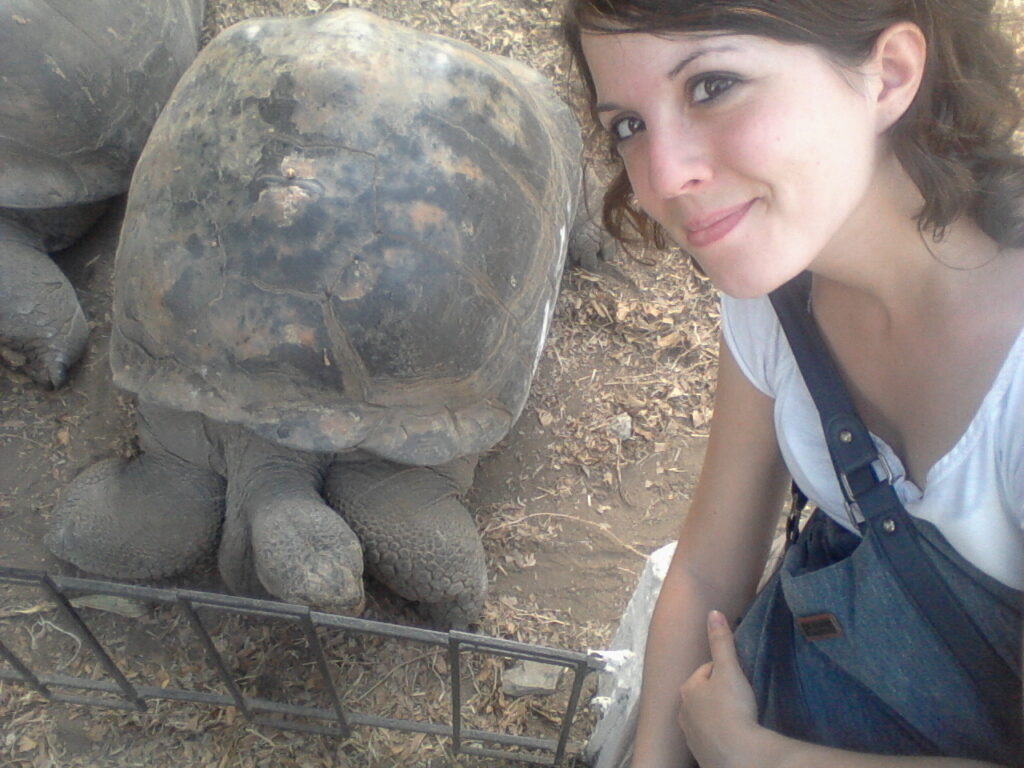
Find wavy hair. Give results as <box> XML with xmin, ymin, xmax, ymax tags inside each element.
<box><xmin>563</xmin><ymin>0</ymin><xmax>1024</xmax><ymax>250</ymax></box>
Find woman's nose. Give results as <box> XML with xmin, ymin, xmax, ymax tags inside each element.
<box><xmin>646</xmin><ymin>123</ymin><xmax>712</xmax><ymax>199</ymax></box>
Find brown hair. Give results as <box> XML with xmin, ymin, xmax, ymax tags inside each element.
<box><xmin>563</xmin><ymin>0</ymin><xmax>1024</xmax><ymax>249</ymax></box>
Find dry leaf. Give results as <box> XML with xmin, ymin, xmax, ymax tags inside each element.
<box><xmin>656</xmin><ymin>330</ymin><xmax>683</xmax><ymax>348</ymax></box>
<box><xmin>71</xmin><ymin>594</ymin><xmax>148</xmax><ymax>618</ymax></box>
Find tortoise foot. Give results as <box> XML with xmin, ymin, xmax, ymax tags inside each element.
<box><xmin>325</xmin><ymin>460</ymin><xmax>487</xmax><ymax>630</ymax></box>
<box><xmin>0</xmin><ymin>239</ymin><xmax>88</xmax><ymax>389</ymax></box>
<box><xmin>46</xmin><ymin>453</ymin><xmax>224</xmax><ymax>579</ymax></box>
<box><xmin>417</xmin><ymin>592</ymin><xmax>485</xmax><ymax>632</ymax></box>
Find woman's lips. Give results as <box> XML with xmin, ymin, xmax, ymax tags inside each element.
<box><xmin>684</xmin><ymin>200</ymin><xmax>756</xmax><ymax>248</ymax></box>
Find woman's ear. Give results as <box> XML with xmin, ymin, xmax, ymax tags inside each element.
<box><xmin>868</xmin><ymin>22</ymin><xmax>927</xmax><ymax>133</ymax></box>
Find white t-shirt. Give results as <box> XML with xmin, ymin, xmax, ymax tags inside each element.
<box><xmin>720</xmin><ymin>293</ymin><xmax>1024</xmax><ymax>590</ymax></box>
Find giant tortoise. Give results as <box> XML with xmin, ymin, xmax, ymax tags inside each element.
<box><xmin>0</xmin><ymin>0</ymin><xmax>204</xmax><ymax>388</ymax></box>
<box><xmin>46</xmin><ymin>9</ymin><xmax>606</xmax><ymax>628</ymax></box>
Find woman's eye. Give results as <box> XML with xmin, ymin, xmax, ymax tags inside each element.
<box><xmin>691</xmin><ymin>74</ymin><xmax>738</xmax><ymax>104</ymax></box>
<box><xmin>610</xmin><ymin>115</ymin><xmax>644</xmax><ymax>141</ymax></box>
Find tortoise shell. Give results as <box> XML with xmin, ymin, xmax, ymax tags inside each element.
<box><xmin>0</xmin><ymin>0</ymin><xmax>204</xmax><ymax>209</ymax></box>
<box><xmin>112</xmin><ymin>10</ymin><xmax>583</xmax><ymax>465</ymax></box>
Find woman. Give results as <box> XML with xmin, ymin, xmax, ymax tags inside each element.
<box><xmin>562</xmin><ymin>1</ymin><xmax>1024</xmax><ymax>766</ymax></box>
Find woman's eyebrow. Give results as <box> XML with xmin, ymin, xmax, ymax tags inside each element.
<box><xmin>594</xmin><ymin>43</ymin><xmax>741</xmax><ymax>113</ymax></box>
<box><xmin>666</xmin><ymin>44</ymin><xmax>739</xmax><ymax>79</ymax></box>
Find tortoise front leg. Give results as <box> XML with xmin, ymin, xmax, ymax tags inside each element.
<box><xmin>324</xmin><ymin>455</ymin><xmax>486</xmax><ymax>629</ymax></box>
<box><xmin>214</xmin><ymin>424</ymin><xmax>365</xmax><ymax>615</ymax></box>
<box><xmin>0</xmin><ymin>219</ymin><xmax>88</xmax><ymax>388</ymax></box>
<box><xmin>46</xmin><ymin>404</ymin><xmax>223</xmax><ymax>579</ymax></box>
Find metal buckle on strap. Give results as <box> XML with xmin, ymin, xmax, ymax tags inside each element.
<box><xmin>840</xmin><ymin>453</ymin><xmax>894</xmax><ymax>526</ymax></box>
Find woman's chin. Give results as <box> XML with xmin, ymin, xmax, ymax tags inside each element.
<box><xmin>695</xmin><ymin>264</ymin><xmax>771</xmax><ymax>300</ymax></box>
<box><xmin>699</xmin><ymin>257</ymin><xmax>809</xmax><ymax>300</ymax></box>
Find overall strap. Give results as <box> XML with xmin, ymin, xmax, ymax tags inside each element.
<box><xmin>768</xmin><ymin>273</ymin><xmax>1021</xmax><ymax>740</ymax></box>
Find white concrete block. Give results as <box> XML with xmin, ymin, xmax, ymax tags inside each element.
<box><xmin>584</xmin><ymin>541</ymin><xmax>676</xmax><ymax>767</ymax></box>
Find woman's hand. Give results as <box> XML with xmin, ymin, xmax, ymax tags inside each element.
<box><xmin>678</xmin><ymin>610</ymin><xmax>764</xmax><ymax>768</ymax></box>
<box><xmin>677</xmin><ymin>610</ymin><xmax>1010</xmax><ymax>768</ymax></box>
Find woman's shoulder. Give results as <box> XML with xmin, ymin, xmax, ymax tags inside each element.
<box><xmin>719</xmin><ymin>292</ymin><xmax>778</xmax><ymax>341</ymax></box>
<box><xmin>719</xmin><ymin>292</ymin><xmax>788</xmax><ymax>398</ymax></box>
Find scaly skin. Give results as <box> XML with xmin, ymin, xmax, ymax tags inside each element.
<box><xmin>47</xmin><ymin>404</ymin><xmax>223</xmax><ymax>578</ymax></box>
<box><xmin>49</xmin><ymin>402</ymin><xmax>365</xmax><ymax>615</ymax></box>
<box><xmin>324</xmin><ymin>457</ymin><xmax>486</xmax><ymax>629</ymax></box>
<box><xmin>0</xmin><ymin>219</ymin><xmax>89</xmax><ymax>388</ymax></box>
<box><xmin>213</xmin><ymin>422</ymin><xmax>366</xmax><ymax>615</ymax></box>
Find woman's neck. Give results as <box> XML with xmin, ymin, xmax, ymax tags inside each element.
<box><xmin>807</xmin><ymin>154</ymin><xmax>1005</xmax><ymax>327</ymax></box>
<box><xmin>801</xmin><ymin>157</ymin><xmax>1024</xmax><ymax>488</ymax></box>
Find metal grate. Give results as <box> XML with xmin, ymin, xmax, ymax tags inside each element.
<box><xmin>0</xmin><ymin>565</ymin><xmax>604</xmax><ymax>766</ymax></box>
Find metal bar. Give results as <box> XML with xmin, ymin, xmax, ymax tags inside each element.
<box><xmin>553</xmin><ymin>660</ymin><xmax>591</xmax><ymax>764</ymax></box>
<box><xmin>0</xmin><ymin>666</ymin><xmax>586</xmax><ymax>758</ymax></box>
<box><xmin>0</xmin><ymin>565</ymin><xmax>64</xmax><ymax>586</ymax></box>
<box><xmin>0</xmin><ymin>660</ymin><xmax>582</xmax><ymax>754</ymax></box>
<box><xmin>306</xmin><ymin>609</ymin><xmax>447</xmax><ymax>645</ymax></box>
<box><xmin>449</xmin><ymin>629</ymin><xmax>603</xmax><ymax>668</ymax></box>
<box><xmin>448</xmin><ymin>633</ymin><xmax>462</xmax><ymax>754</ymax></box>
<box><xmin>251</xmin><ymin>716</ymin><xmax>348</xmax><ymax>738</ymax></box>
<box><xmin>459</xmin><ymin>725</ymin><xmax>570</xmax><ymax>752</ymax></box>
<box><xmin>184</xmin><ymin>590</ymin><xmax>319</xmax><ymax>622</ymax></box>
<box><xmin>0</xmin><ymin>569</ymin><xmax>442</xmax><ymax>643</ymax></box>
<box><xmin>176</xmin><ymin>595</ymin><xmax>253</xmax><ymax>719</ymax></box>
<box><xmin>0</xmin><ymin>568</ymin><xmax>598</xmax><ymax>667</ymax></box>
<box><xmin>298</xmin><ymin>610</ymin><xmax>351</xmax><ymax>736</ymax></box>
<box><xmin>37</xmin><ymin>573</ymin><xmax>146</xmax><ymax>712</ymax></box>
<box><xmin>0</xmin><ymin>566</ymin><xmax>600</xmax><ymax>766</ymax></box>
<box><xmin>0</xmin><ymin>638</ymin><xmax>53</xmax><ymax>700</ymax></box>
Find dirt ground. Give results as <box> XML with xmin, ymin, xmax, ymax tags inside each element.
<box><xmin>0</xmin><ymin>1</ymin><xmax>719</xmax><ymax>765</ymax></box>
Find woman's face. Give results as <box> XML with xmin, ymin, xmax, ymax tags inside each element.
<box><xmin>582</xmin><ymin>30</ymin><xmax>885</xmax><ymax>297</ymax></box>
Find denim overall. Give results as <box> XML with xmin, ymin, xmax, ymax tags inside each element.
<box><xmin>733</xmin><ymin>274</ymin><xmax>1024</xmax><ymax>765</ymax></box>
<box><xmin>734</xmin><ymin>510</ymin><xmax>1022</xmax><ymax>764</ymax></box>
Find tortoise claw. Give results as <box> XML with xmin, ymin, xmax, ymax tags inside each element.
<box><xmin>0</xmin><ymin>239</ymin><xmax>89</xmax><ymax>389</ymax></box>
